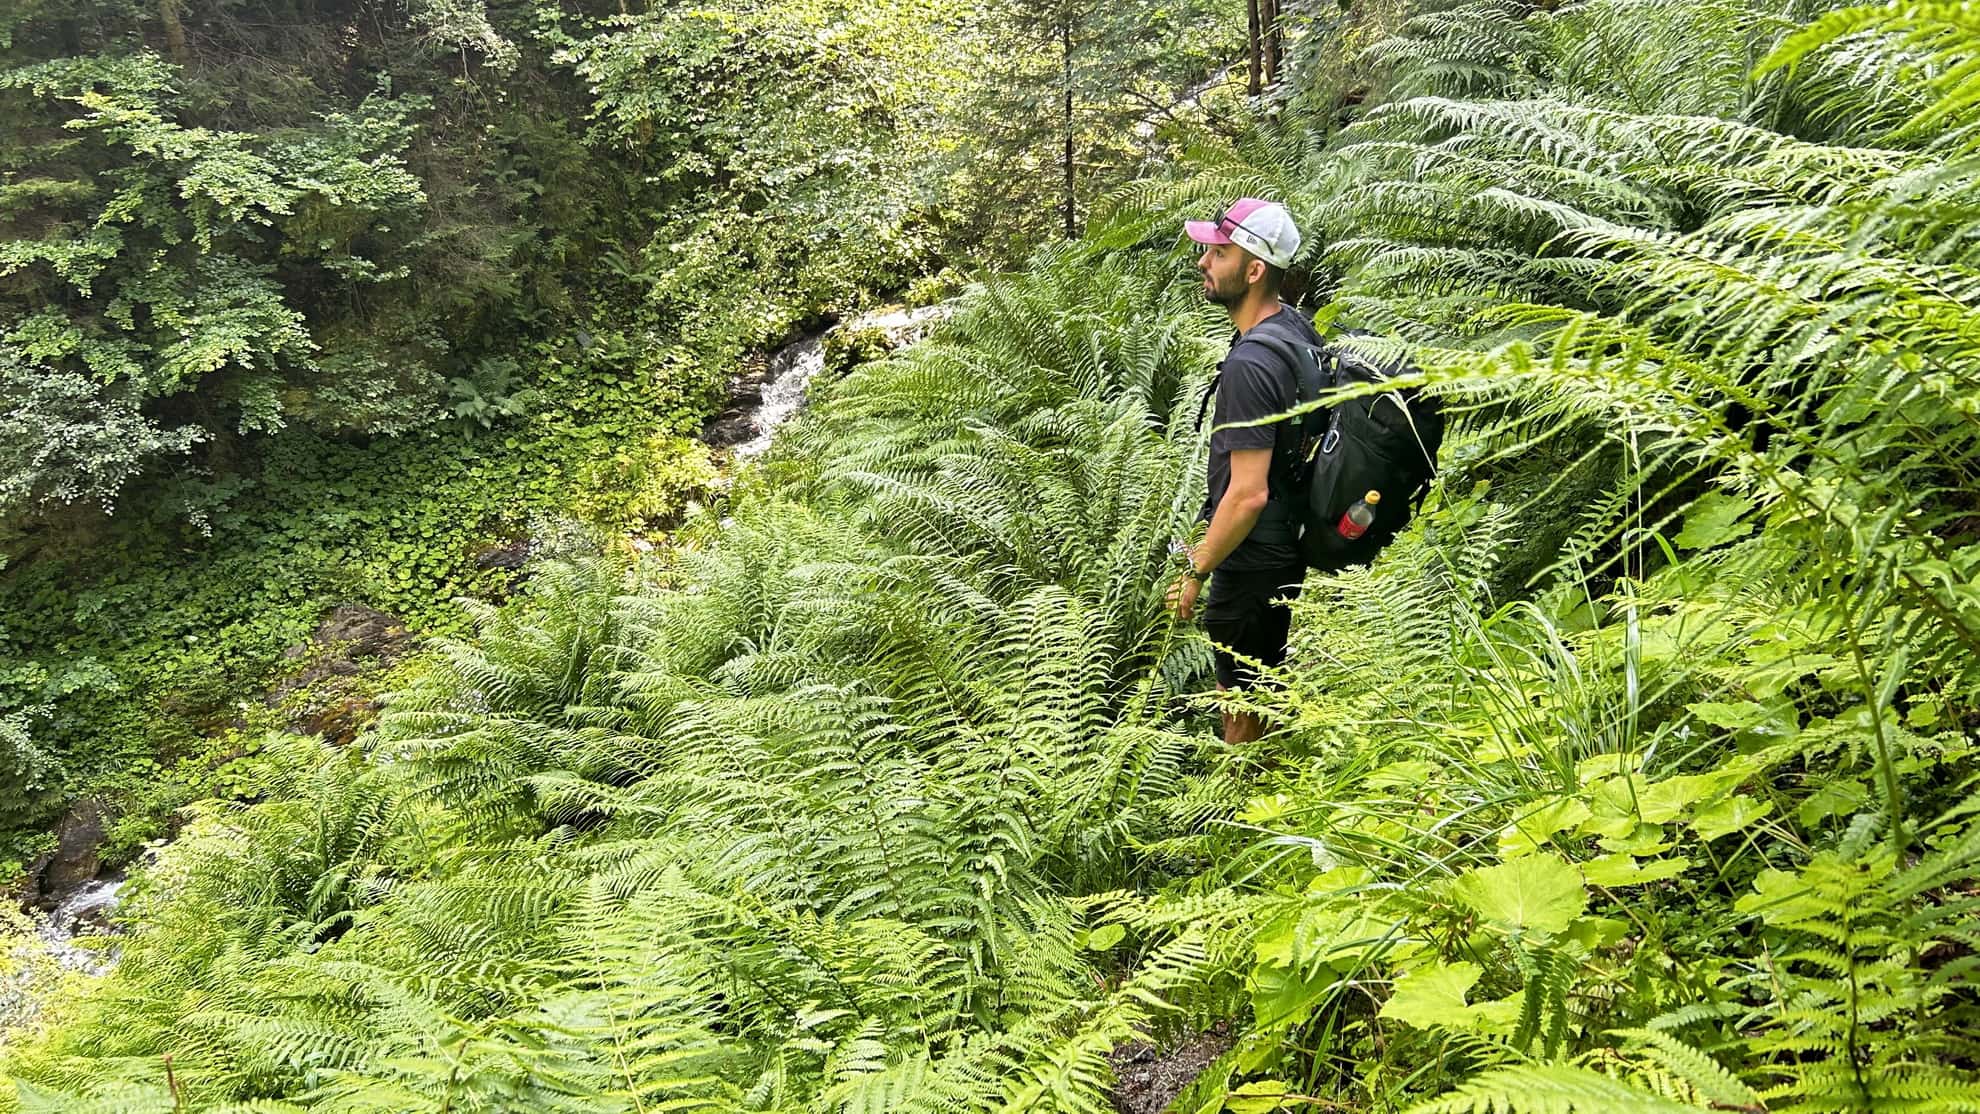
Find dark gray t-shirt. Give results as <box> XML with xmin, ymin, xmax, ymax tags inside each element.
<box><xmin>1200</xmin><ymin>305</ymin><xmax>1324</xmax><ymax>572</ymax></box>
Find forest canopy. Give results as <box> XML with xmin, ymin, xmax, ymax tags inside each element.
<box><xmin>0</xmin><ymin>0</ymin><xmax>1239</xmax><ymax>518</ymax></box>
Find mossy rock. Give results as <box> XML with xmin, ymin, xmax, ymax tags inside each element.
<box><xmin>821</xmin><ymin>325</ymin><xmax>897</xmax><ymax>378</ymax></box>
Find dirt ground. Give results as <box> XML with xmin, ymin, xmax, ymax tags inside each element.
<box><xmin>1108</xmin><ymin>1023</ymin><xmax>1236</xmax><ymax>1114</ymax></box>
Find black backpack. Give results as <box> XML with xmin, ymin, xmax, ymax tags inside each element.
<box><xmin>1239</xmin><ymin>330</ymin><xmax>1445</xmax><ymax>572</ymax></box>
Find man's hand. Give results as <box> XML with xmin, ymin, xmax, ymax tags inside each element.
<box><xmin>1167</xmin><ymin>569</ymin><xmax>1202</xmax><ymax>621</ymax></box>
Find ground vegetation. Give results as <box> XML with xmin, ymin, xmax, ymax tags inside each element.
<box><xmin>0</xmin><ymin>0</ymin><xmax>1244</xmax><ymax>868</ymax></box>
<box><xmin>5</xmin><ymin>0</ymin><xmax>1980</xmax><ymax>1110</ymax></box>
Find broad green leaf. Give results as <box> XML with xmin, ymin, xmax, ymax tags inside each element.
<box><xmin>1798</xmin><ymin>780</ymin><xmax>1867</xmax><ymax>827</ymax></box>
<box><xmin>1578</xmin><ymin>802</ymin><xmax>1640</xmax><ymax>841</ymax></box>
<box><xmin>1380</xmin><ymin>962</ymin><xmax>1482</xmax><ymax>1030</ymax></box>
<box><xmin>1306</xmin><ymin>906</ymin><xmax>1400</xmax><ymax>971</ymax></box>
<box><xmin>1744</xmin><ymin>650</ymin><xmax>1844</xmax><ymax>699</ymax></box>
<box><xmin>1252</xmin><ymin>903</ymin><xmax>1400</xmax><ymax>1028</ymax></box>
<box><xmin>1303</xmin><ymin>865</ymin><xmax>1375</xmax><ymax>894</ymax></box>
<box><xmin>1638</xmin><ymin>770</ymin><xmax>1738</xmax><ymax>823</ymax></box>
<box><xmin>1086</xmin><ymin>923</ymin><xmax>1125</xmax><ymax>951</ymax></box>
<box><xmin>1737</xmin><ymin>868</ymin><xmax>1827</xmax><ymax>924</ymax></box>
<box><xmin>1241</xmin><ymin>792</ymin><xmax>1294</xmax><ymax>825</ymax></box>
<box><xmin>1906</xmin><ymin>700</ymin><xmax>1943</xmax><ymax>729</ymax></box>
<box><xmin>1576</xmin><ymin>752</ymin><xmax>1645</xmax><ymax>785</ymax></box>
<box><xmin>1674</xmin><ymin>492</ymin><xmax>1754</xmax><ymax>549</ymax></box>
<box><xmin>1468</xmin><ymin>993</ymin><xmax>1524</xmax><ymax>1036</ymax></box>
<box><xmin>1248</xmin><ymin>961</ymin><xmax>1332</xmax><ymax>1031</ymax></box>
<box><xmin>1366</xmin><ymin>760</ymin><xmax>1435</xmax><ymax>788</ymax></box>
<box><xmin>1453</xmin><ymin>854</ymin><xmax>1587</xmax><ymax>934</ymax></box>
<box><xmin>1691</xmin><ymin>795</ymin><xmax>1773</xmax><ymax>840</ymax></box>
<box><xmin>1225</xmin><ymin>1081</ymin><xmax>1295</xmax><ymax>1114</ymax></box>
<box><xmin>1252</xmin><ymin>912</ymin><xmax>1300</xmax><ymax>968</ymax></box>
<box><xmin>1582</xmin><ymin>853</ymin><xmax>1692</xmax><ymax>887</ymax></box>
<box><xmin>1688</xmin><ymin>699</ymin><xmax>1799</xmax><ymax>747</ymax></box>
<box><xmin>1498</xmin><ymin>796</ymin><xmax>1594</xmax><ymax>858</ymax></box>
<box><xmin>1598</xmin><ymin>826</ymin><xmax>1671</xmax><ymax>855</ymax></box>
<box><xmin>1564</xmin><ymin>916</ymin><xmax>1630</xmax><ymax>951</ymax></box>
<box><xmin>1686</xmin><ymin>700</ymin><xmax>1773</xmax><ymax>730</ymax></box>
<box><xmin>1587</xmin><ymin>774</ymin><xmax>1683</xmax><ymax>824</ymax></box>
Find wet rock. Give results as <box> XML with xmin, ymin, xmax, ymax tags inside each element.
<box><xmin>297</xmin><ymin>695</ymin><xmax>382</xmax><ymax>746</ymax></box>
<box><xmin>702</xmin><ymin>348</ymin><xmax>775</xmax><ymax>448</ymax></box>
<box><xmin>703</xmin><ymin>305</ymin><xmax>952</xmax><ymax>456</ymax></box>
<box><xmin>67</xmin><ymin>885</ymin><xmax>120</xmax><ymax>936</ymax></box>
<box><xmin>731</xmin><ymin>334</ymin><xmax>828</xmax><ymax>459</ymax></box>
<box><xmin>850</xmin><ymin>303</ymin><xmax>953</xmax><ymax>345</ymax></box>
<box><xmin>28</xmin><ymin>798</ymin><xmax>107</xmax><ymax>910</ymax></box>
<box><xmin>471</xmin><ymin>535</ymin><xmax>533</xmax><ymax>572</ymax></box>
<box><xmin>1108</xmin><ymin>1023</ymin><xmax>1236</xmax><ymax>1114</ymax></box>
<box><xmin>36</xmin><ymin>874</ymin><xmax>126</xmax><ymax>975</ymax></box>
<box><xmin>702</xmin><ymin>347</ymin><xmax>790</xmax><ymax>451</ymax></box>
<box><xmin>269</xmin><ymin>605</ymin><xmax>417</xmax><ymax>744</ymax></box>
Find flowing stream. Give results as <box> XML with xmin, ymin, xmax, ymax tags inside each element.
<box><xmin>732</xmin><ymin>332</ymin><xmax>827</xmax><ymax>459</ymax></box>
<box><xmin>33</xmin><ymin>877</ymin><xmax>123</xmax><ymax>975</ymax></box>
<box><xmin>708</xmin><ymin>303</ymin><xmax>952</xmax><ymax>456</ymax></box>
<box><xmin>10</xmin><ymin>301</ymin><xmax>954</xmax><ymax>995</ymax></box>
<box><xmin>3</xmin><ymin>876</ymin><xmax>124</xmax><ymax>1038</ymax></box>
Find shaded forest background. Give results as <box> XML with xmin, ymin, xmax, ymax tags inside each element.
<box><xmin>0</xmin><ymin>0</ymin><xmax>1249</xmax><ymax>867</ymax></box>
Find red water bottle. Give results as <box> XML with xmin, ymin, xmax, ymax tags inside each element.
<box><xmin>1337</xmin><ymin>490</ymin><xmax>1381</xmax><ymax>540</ymax></box>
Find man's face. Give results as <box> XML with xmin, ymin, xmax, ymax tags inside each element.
<box><xmin>1197</xmin><ymin>243</ymin><xmax>1254</xmax><ymax>306</ymax></box>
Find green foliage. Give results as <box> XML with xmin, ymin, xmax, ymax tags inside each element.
<box><xmin>0</xmin><ymin>249</ymin><xmax>1233</xmax><ymax>1109</ymax></box>
<box><xmin>0</xmin><ymin>904</ymin><xmax>67</xmax><ymax>1052</ymax></box>
<box><xmin>1093</xmin><ymin>0</ymin><xmax>1980</xmax><ymax>1107</ymax></box>
<box><xmin>0</xmin><ymin>0</ymin><xmax>1229</xmax><ymax>786</ymax></box>
<box><xmin>569</xmin><ymin>435</ymin><xmax>717</xmax><ymax>533</ymax></box>
<box><xmin>0</xmin><ymin>0</ymin><xmax>1238</xmax><ymax>877</ymax></box>
<box><xmin>0</xmin><ymin>378</ymin><xmax>689</xmax><ymax>848</ymax></box>
<box><xmin>9</xmin><ymin>1</ymin><xmax>1980</xmax><ymax>1112</ymax></box>
<box><xmin>0</xmin><ymin>53</ymin><xmax>431</xmax><ymax>511</ymax></box>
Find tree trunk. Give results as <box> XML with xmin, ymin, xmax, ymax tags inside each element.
<box><xmin>1246</xmin><ymin>0</ymin><xmax>1262</xmax><ymax>95</ymax></box>
<box><xmin>159</xmin><ymin>0</ymin><xmax>188</xmax><ymax>63</ymax></box>
<box><xmin>1263</xmin><ymin>0</ymin><xmax>1282</xmax><ymax>87</ymax></box>
<box><xmin>1062</xmin><ymin>14</ymin><xmax>1077</xmax><ymax>238</ymax></box>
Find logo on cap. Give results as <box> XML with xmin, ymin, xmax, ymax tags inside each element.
<box><xmin>1185</xmin><ymin>199</ymin><xmax>1302</xmax><ymax>268</ymax></box>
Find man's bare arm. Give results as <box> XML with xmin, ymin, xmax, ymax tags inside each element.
<box><xmin>1192</xmin><ymin>447</ymin><xmax>1272</xmax><ymax>573</ymax></box>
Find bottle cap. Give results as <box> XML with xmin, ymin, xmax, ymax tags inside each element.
<box><xmin>1365</xmin><ymin>490</ymin><xmax>1382</xmax><ymax>504</ymax></box>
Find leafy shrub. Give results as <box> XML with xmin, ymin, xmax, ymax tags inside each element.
<box><xmin>9</xmin><ymin>1</ymin><xmax>1980</xmax><ymax>1112</ymax></box>
<box><xmin>568</xmin><ymin>435</ymin><xmax>718</xmax><ymax>532</ymax></box>
<box><xmin>0</xmin><ymin>55</ymin><xmax>432</xmax><ymax>514</ymax></box>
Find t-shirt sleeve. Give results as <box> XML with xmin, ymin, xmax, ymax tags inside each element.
<box><xmin>1214</xmin><ymin>349</ymin><xmax>1294</xmax><ymax>452</ymax></box>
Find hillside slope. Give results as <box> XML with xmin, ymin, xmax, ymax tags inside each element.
<box><xmin>7</xmin><ymin>0</ymin><xmax>1980</xmax><ymax>1110</ymax></box>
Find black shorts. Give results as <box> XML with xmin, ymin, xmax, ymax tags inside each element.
<box><xmin>1202</xmin><ymin>565</ymin><xmax>1305</xmax><ymax>690</ymax></box>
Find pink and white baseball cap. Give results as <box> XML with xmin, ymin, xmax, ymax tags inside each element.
<box><xmin>1185</xmin><ymin>198</ymin><xmax>1302</xmax><ymax>268</ymax></box>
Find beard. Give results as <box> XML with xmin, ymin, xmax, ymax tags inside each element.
<box><xmin>1202</xmin><ymin>271</ymin><xmax>1245</xmax><ymax>306</ymax></box>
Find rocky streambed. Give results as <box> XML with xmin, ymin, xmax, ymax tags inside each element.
<box><xmin>31</xmin><ymin>876</ymin><xmax>122</xmax><ymax>976</ymax></box>
<box><xmin>702</xmin><ymin>303</ymin><xmax>952</xmax><ymax>455</ymax></box>
<box><xmin>10</xmin><ymin>300</ymin><xmax>956</xmax><ymax>993</ymax></box>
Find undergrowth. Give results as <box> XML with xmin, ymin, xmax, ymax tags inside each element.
<box><xmin>6</xmin><ymin>0</ymin><xmax>1980</xmax><ymax>1110</ymax></box>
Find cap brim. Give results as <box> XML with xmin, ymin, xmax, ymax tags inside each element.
<box><xmin>1184</xmin><ymin>220</ymin><xmax>1231</xmax><ymax>245</ymax></box>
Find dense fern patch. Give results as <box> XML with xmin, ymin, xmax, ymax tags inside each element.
<box><xmin>6</xmin><ymin>0</ymin><xmax>1980</xmax><ymax>1111</ymax></box>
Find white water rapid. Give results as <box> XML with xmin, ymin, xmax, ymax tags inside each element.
<box><xmin>34</xmin><ymin>877</ymin><xmax>124</xmax><ymax>976</ymax></box>
<box><xmin>727</xmin><ymin>303</ymin><xmax>954</xmax><ymax>458</ymax></box>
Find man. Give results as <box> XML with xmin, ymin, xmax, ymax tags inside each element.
<box><xmin>1167</xmin><ymin>198</ymin><xmax>1322</xmax><ymax>745</ymax></box>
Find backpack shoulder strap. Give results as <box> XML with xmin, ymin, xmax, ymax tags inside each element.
<box><xmin>1196</xmin><ymin>319</ymin><xmax>1327</xmax><ymax>435</ymax></box>
<box><xmin>1227</xmin><ymin>324</ymin><xmax>1333</xmax><ymax>541</ymax></box>
<box><xmin>1234</xmin><ymin>324</ymin><xmax>1330</xmax><ymax>405</ymax></box>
